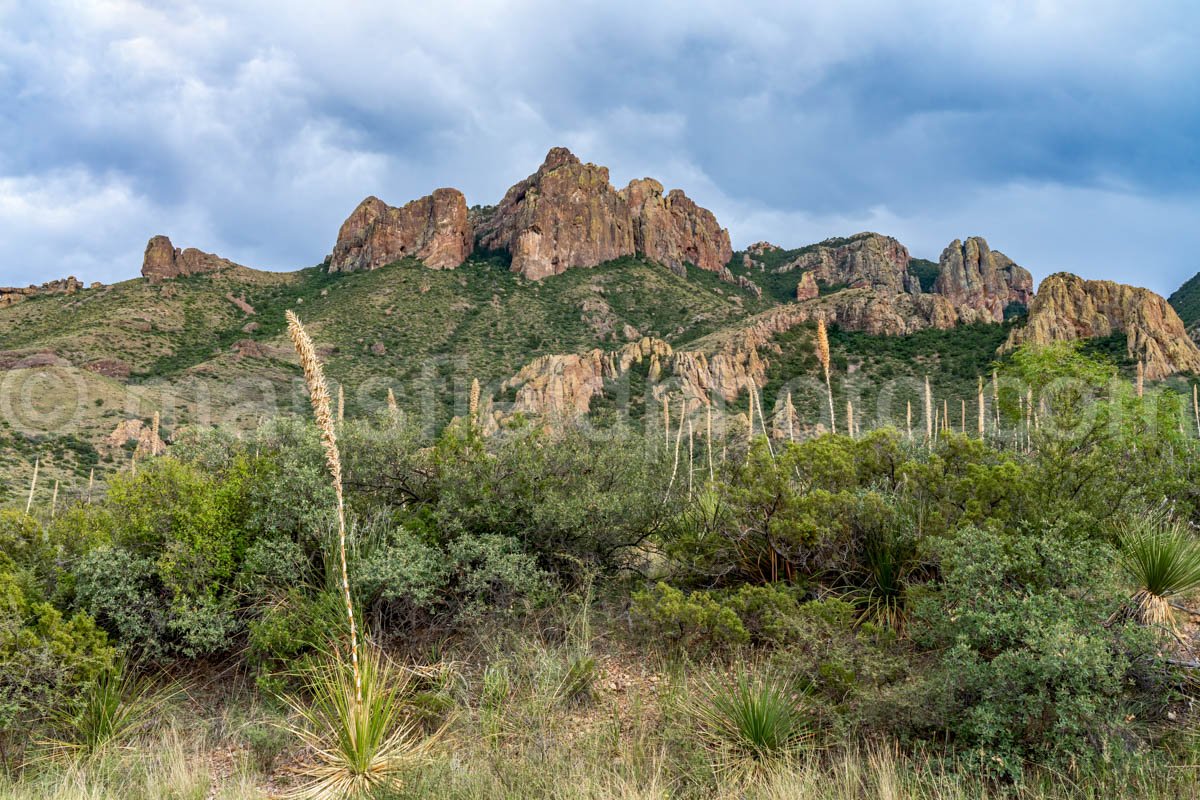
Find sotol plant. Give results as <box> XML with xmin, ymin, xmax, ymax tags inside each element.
<box><xmin>690</xmin><ymin>673</ymin><xmax>812</xmax><ymax>775</ymax></box>
<box><xmin>1117</xmin><ymin>515</ymin><xmax>1200</xmax><ymax>634</ymax></box>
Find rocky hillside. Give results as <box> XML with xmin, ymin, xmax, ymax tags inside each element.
<box><xmin>1003</xmin><ymin>273</ymin><xmax>1200</xmax><ymax>379</ymax></box>
<box><xmin>2</xmin><ymin>145</ymin><xmax>1196</xmax><ymax>501</ymax></box>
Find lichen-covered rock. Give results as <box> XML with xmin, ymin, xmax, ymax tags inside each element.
<box><xmin>933</xmin><ymin>237</ymin><xmax>1033</xmax><ymax>322</ymax></box>
<box><xmin>778</xmin><ymin>233</ymin><xmax>918</xmax><ymax>295</ymax></box>
<box><xmin>477</xmin><ymin>148</ymin><xmax>636</xmax><ymax>280</ymax></box>
<box><xmin>328</xmin><ymin>189</ymin><xmax>472</xmax><ymax>272</ymax></box>
<box><xmin>1002</xmin><ymin>272</ymin><xmax>1200</xmax><ymax>379</ymax></box>
<box><xmin>622</xmin><ymin>178</ymin><xmax>732</xmax><ymax>273</ymax></box>
<box><xmin>141</xmin><ymin>236</ymin><xmax>238</xmax><ymax>282</ymax></box>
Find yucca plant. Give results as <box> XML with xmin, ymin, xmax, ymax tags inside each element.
<box><xmin>1117</xmin><ymin>516</ymin><xmax>1200</xmax><ymax>634</ymax></box>
<box><xmin>690</xmin><ymin>673</ymin><xmax>811</xmax><ymax>775</ymax></box>
<box><xmin>283</xmin><ymin>646</ymin><xmax>438</xmax><ymax>799</ymax></box>
<box><xmin>42</xmin><ymin>661</ymin><xmax>176</xmax><ymax>761</ymax></box>
<box><xmin>849</xmin><ymin>527</ymin><xmax>916</xmax><ymax>631</ymax></box>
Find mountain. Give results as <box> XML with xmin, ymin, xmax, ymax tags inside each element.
<box><xmin>0</xmin><ymin>146</ymin><xmax>1194</xmax><ymax>501</ymax></box>
<box><xmin>1168</xmin><ymin>270</ymin><xmax>1200</xmax><ymax>339</ymax></box>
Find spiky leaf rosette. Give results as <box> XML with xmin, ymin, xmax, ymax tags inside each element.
<box><xmin>1119</xmin><ymin>516</ymin><xmax>1200</xmax><ymax>632</ymax></box>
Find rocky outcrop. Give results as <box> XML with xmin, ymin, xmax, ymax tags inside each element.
<box><xmin>933</xmin><ymin>237</ymin><xmax>1033</xmax><ymax>322</ymax></box>
<box><xmin>1002</xmin><ymin>273</ymin><xmax>1200</xmax><ymax>379</ymax></box>
<box><xmin>0</xmin><ymin>276</ymin><xmax>85</xmax><ymax>308</ymax></box>
<box><xmin>104</xmin><ymin>419</ymin><xmax>166</xmax><ymax>458</ymax></box>
<box><xmin>477</xmin><ymin>147</ymin><xmax>732</xmax><ymax>281</ymax></box>
<box><xmin>142</xmin><ymin>236</ymin><xmax>238</xmax><ymax>282</ymax></box>
<box><xmin>777</xmin><ymin>234</ymin><xmax>919</xmax><ymax>296</ymax></box>
<box><xmin>622</xmin><ymin>178</ymin><xmax>732</xmax><ymax>274</ymax></box>
<box><xmin>477</xmin><ymin>148</ymin><xmax>636</xmax><ymax>280</ymax></box>
<box><xmin>795</xmin><ymin>272</ymin><xmax>819</xmax><ymax>301</ymax></box>
<box><xmin>328</xmin><ymin>189</ymin><xmax>472</xmax><ymax>272</ymax></box>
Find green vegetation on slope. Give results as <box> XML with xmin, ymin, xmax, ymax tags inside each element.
<box><xmin>1169</xmin><ymin>269</ymin><xmax>1200</xmax><ymax>329</ymax></box>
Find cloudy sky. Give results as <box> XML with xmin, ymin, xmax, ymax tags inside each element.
<box><xmin>1</xmin><ymin>0</ymin><xmax>1197</xmax><ymax>293</ymax></box>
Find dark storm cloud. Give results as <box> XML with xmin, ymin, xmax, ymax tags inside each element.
<box><xmin>0</xmin><ymin>0</ymin><xmax>1197</xmax><ymax>294</ymax></box>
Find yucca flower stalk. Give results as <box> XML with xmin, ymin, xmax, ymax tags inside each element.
<box><xmin>286</xmin><ymin>310</ymin><xmax>361</xmax><ymax>705</ymax></box>
<box><xmin>992</xmin><ymin>368</ymin><xmax>1000</xmax><ymax>431</ymax></box>
<box><xmin>906</xmin><ymin>400</ymin><xmax>912</xmax><ymax>440</ymax></box>
<box><xmin>751</xmin><ymin>384</ymin><xmax>774</xmax><ymax>457</ymax></box>
<box><xmin>468</xmin><ymin>377</ymin><xmax>480</xmax><ymax>428</ymax></box>
<box><xmin>959</xmin><ymin>399</ymin><xmax>965</xmax><ymax>434</ymax></box>
<box><xmin>977</xmin><ymin>376</ymin><xmax>985</xmax><ymax>436</ymax></box>
<box><xmin>785</xmin><ymin>392</ymin><xmax>795</xmax><ymax>443</ymax></box>
<box><xmin>25</xmin><ymin>456</ymin><xmax>38</xmax><ymax>514</ymax></box>
<box><xmin>668</xmin><ymin>397</ymin><xmax>686</xmax><ymax>493</ymax></box>
<box><xmin>1025</xmin><ymin>389</ymin><xmax>1033</xmax><ymax>450</ymax></box>
<box><xmin>816</xmin><ymin>316</ymin><xmax>835</xmax><ymax>434</ymax></box>
<box><xmin>151</xmin><ymin>411</ymin><xmax>161</xmax><ymax>456</ymax></box>
<box><xmin>1136</xmin><ymin>360</ymin><xmax>1144</xmax><ymax>398</ymax></box>
<box><xmin>687</xmin><ymin>420</ymin><xmax>695</xmax><ymax>497</ymax></box>
<box><xmin>846</xmin><ymin>400</ymin><xmax>854</xmax><ymax>439</ymax></box>
<box><xmin>706</xmin><ymin>401</ymin><xmax>715</xmax><ymax>481</ymax></box>
<box><xmin>1194</xmin><ymin>384</ymin><xmax>1199</xmax><ymax>437</ymax></box>
<box><xmin>923</xmin><ymin>376</ymin><xmax>933</xmax><ymax>446</ymax></box>
<box><xmin>663</xmin><ymin>395</ymin><xmax>671</xmax><ymax>447</ymax></box>
<box><xmin>86</xmin><ymin>467</ymin><xmax>94</xmax><ymax>504</ymax></box>
<box><xmin>746</xmin><ymin>383</ymin><xmax>755</xmax><ymax>439</ymax></box>
<box><xmin>50</xmin><ymin>480</ymin><xmax>58</xmax><ymax>519</ymax></box>
<box><xmin>337</xmin><ymin>384</ymin><xmax>345</xmax><ymax>423</ymax></box>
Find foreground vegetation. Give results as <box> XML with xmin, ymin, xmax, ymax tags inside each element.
<box><xmin>4</xmin><ymin>342</ymin><xmax>1200</xmax><ymax>797</ymax></box>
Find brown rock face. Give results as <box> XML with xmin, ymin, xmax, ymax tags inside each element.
<box><xmin>778</xmin><ymin>233</ymin><xmax>918</xmax><ymax>295</ymax></box>
<box><xmin>478</xmin><ymin>147</ymin><xmax>732</xmax><ymax>281</ymax></box>
<box><xmin>477</xmin><ymin>148</ymin><xmax>635</xmax><ymax>280</ymax></box>
<box><xmin>0</xmin><ymin>276</ymin><xmax>84</xmax><ymax>308</ymax></box>
<box><xmin>1002</xmin><ymin>272</ymin><xmax>1200</xmax><ymax>379</ymax></box>
<box><xmin>328</xmin><ymin>188</ymin><xmax>472</xmax><ymax>272</ymax></box>
<box><xmin>933</xmin><ymin>237</ymin><xmax>1033</xmax><ymax>322</ymax></box>
<box><xmin>623</xmin><ymin>178</ymin><xmax>733</xmax><ymax>274</ymax></box>
<box><xmin>795</xmin><ymin>272</ymin><xmax>819</xmax><ymax>301</ymax></box>
<box><xmin>142</xmin><ymin>236</ymin><xmax>238</xmax><ymax>282</ymax></box>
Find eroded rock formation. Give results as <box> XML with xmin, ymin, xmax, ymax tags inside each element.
<box><xmin>477</xmin><ymin>147</ymin><xmax>732</xmax><ymax>281</ymax></box>
<box><xmin>142</xmin><ymin>236</ymin><xmax>239</xmax><ymax>282</ymax></box>
<box><xmin>777</xmin><ymin>234</ymin><xmax>918</xmax><ymax>296</ymax></box>
<box><xmin>933</xmin><ymin>237</ymin><xmax>1033</xmax><ymax>322</ymax></box>
<box><xmin>0</xmin><ymin>276</ymin><xmax>85</xmax><ymax>308</ymax></box>
<box><xmin>1002</xmin><ymin>273</ymin><xmax>1200</xmax><ymax>379</ymax></box>
<box><xmin>328</xmin><ymin>189</ymin><xmax>472</xmax><ymax>272</ymax></box>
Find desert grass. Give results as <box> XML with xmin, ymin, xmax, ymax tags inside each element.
<box><xmin>816</xmin><ymin>317</ymin><xmax>835</xmax><ymax>434</ymax></box>
<box><xmin>286</xmin><ymin>310</ymin><xmax>361</xmax><ymax>703</ymax></box>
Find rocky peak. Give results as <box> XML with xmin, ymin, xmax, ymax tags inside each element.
<box><xmin>329</xmin><ymin>188</ymin><xmax>472</xmax><ymax>273</ymax></box>
<box><xmin>476</xmin><ymin>148</ymin><xmax>635</xmax><ymax>281</ymax></box>
<box><xmin>477</xmin><ymin>147</ymin><xmax>732</xmax><ymax>282</ymax></box>
<box><xmin>778</xmin><ymin>233</ymin><xmax>917</xmax><ymax>296</ymax></box>
<box><xmin>142</xmin><ymin>235</ymin><xmax>238</xmax><ymax>282</ymax></box>
<box><xmin>1002</xmin><ymin>272</ymin><xmax>1200</xmax><ymax>379</ymax></box>
<box><xmin>933</xmin><ymin>236</ymin><xmax>1032</xmax><ymax>322</ymax></box>
<box><xmin>621</xmin><ymin>179</ymin><xmax>733</xmax><ymax>274</ymax></box>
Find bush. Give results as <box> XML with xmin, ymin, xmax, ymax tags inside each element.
<box><xmin>900</xmin><ymin>524</ymin><xmax>1152</xmax><ymax>778</ymax></box>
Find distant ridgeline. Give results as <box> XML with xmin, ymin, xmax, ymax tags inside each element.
<box><xmin>1</xmin><ymin>145</ymin><xmax>1199</xmax><ymax>501</ymax></box>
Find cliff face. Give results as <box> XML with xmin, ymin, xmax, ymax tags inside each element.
<box><xmin>622</xmin><ymin>178</ymin><xmax>733</xmax><ymax>275</ymax></box>
<box><xmin>328</xmin><ymin>188</ymin><xmax>472</xmax><ymax>273</ymax></box>
<box><xmin>778</xmin><ymin>233</ymin><xmax>918</xmax><ymax>295</ymax></box>
<box><xmin>1002</xmin><ymin>272</ymin><xmax>1200</xmax><ymax>379</ymax></box>
<box><xmin>477</xmin><ymin>148</ymin><xmax>733</xmax><ymax>281</ymax></box>
<box><xmin>142</xmin><ymin>236</ymin><xmax>239</xmax><ymax>282</ymax></box>
<box><xmin>476</xmin><ymin>148</ymin><xmax>636</xmax><ymax>280</ymax></box>
<box><xmin>933</xmin><ymin>237</ymin><xmax>1033</xmax><ymax>322</ymax></box>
